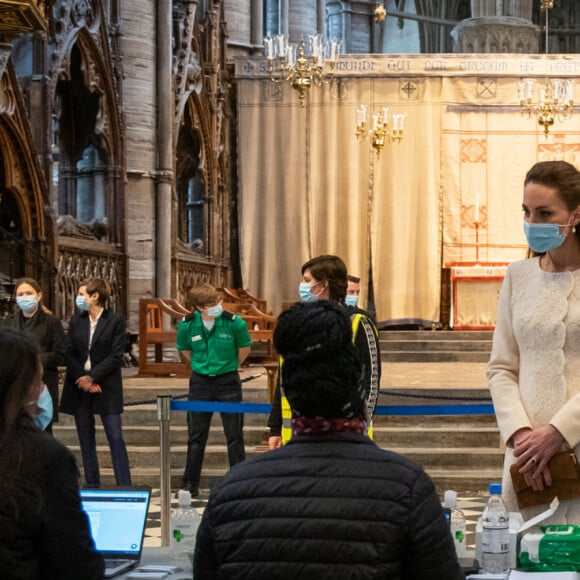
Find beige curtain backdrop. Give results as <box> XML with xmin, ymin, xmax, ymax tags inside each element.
<box><xmin>236</xmin><ymin>54</ymin><xmax>580</xmax><ymax>321</ymax></box>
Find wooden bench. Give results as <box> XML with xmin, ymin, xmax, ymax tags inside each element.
<box><xmin>138</xmin><ymin>298</ymin><xmax>190</xmax><ymax>377</ymax></box>
<box><xmin>225</xmin><ymin>302</ymin><xmax>278</xmax><ymax>364</ymax></box>
<box><xmin>218</xmin><ymin>287</ymin><xmax>271</xmax><ymax>315</ymax></box>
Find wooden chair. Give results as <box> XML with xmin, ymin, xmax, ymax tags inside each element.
<box><xmin>219</xmin><ymin>287</ymin><xmax>270</xmax><ymax>314</ymax></box>
<box><xmin>138</xmin><ymin>298</ymin><xmax>190</xmax><ymax>377</ymax></box>
<box><xmin>224</xmin><ymin>303</ymin><xmax>278</xmax><ymax>364</ymax></box>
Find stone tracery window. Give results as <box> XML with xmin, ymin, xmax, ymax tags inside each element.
<box><xmin>176</xmin><ymin>104</ymin><xmax>206</xmax><ymax>252</ymax></box>
<box><xmin>53</xmin><ymin>43</ymin><xmax>110</xmax><ymax>236</ymax></box>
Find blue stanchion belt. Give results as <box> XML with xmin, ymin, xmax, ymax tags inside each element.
<box><xmin>170</xmin><ymin>400</ymin><xmax>495</xmax><ymax>416</ymax></box>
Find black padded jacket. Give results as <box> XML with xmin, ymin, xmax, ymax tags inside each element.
<box><xmin>194</xmin><ymin>432</ymin><xmax>463</xmax><ymax>580</ymax></box>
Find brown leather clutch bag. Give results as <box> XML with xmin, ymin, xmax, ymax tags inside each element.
<box><xmin>510</xmin><ymin>450</ymin><xmax>580</xmax><ymax>510</ymax></box>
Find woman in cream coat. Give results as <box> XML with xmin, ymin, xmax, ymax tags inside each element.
<box><xmin>488</xmin><ymin>160</ymin><xmax>580</xmax><ymax>519</ymax></box>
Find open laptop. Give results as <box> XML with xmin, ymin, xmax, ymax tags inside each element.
<box><xmin>80</xmin><ymin>487</ymin><xmax>152</xmax><ymax>578</ymax></box>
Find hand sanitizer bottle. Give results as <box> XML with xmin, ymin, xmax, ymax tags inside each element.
<box><xmin>169</xmin><ymin>490</ymin><xmax>201</xmax><ymax>560</ymax></box>
<box><xmin>444</xmin><ymin>489</ymin><xmax>467</xmax><ymax>557</ymax></box>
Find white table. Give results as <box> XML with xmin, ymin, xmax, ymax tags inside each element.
<box><xmin>117</xmin><ymin>547</ymin><xmax>193</xmax><ymax>579</ymax></box>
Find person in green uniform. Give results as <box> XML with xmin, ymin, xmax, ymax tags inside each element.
<box><xmin>177</xmin><ymin>283</ymin><xmax>252</xmax><ymax>496</ymax></box>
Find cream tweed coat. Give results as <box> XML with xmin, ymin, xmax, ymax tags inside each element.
<box><xmin>487</xmin><ymin>257</ymin><xmax>580</xmax><ymax>519</ymax></box>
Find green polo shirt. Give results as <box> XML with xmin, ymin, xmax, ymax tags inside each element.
<box><xmin>176</xmin><ymin>310</ymin><xmax>252</xmax><ymax>376</ymax></box>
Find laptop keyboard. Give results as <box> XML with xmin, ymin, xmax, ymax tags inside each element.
<box><xmin>105</xmin><ymin>558</ymin><xmax>131</xmax><ymax>570</ymax></box>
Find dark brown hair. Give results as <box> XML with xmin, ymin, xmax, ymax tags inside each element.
<box><xmin>80</xmin><ymin>277</ymin><xmax>110</xmax><ymax>307</ymax></box>
<box><xmin>301</xmin><ymin>255</ymin><xmax>347</xmax><ymax>303</ymax></box>
<box><xmin>524</xmin><ymin>161</ymin><xmax>580</xmax><ymax>251</ymax></box>
<box><xmin>0</xmin><ymin>328</ymin><xmax>40</xmax><ymax>441</ymax></box>
<box><xmin>186</xmin><ymin>283</ymin><xmax>221</xmax><ymax>310</ymax></box>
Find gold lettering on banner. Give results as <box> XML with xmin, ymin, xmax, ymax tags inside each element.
<box><xmin>335</xmin><ymin>60</ymin><xmax>376</xmax><ymax>72</ymax></box>
<box><xmin>520</xmin><ymin>61</ymin><xmax>536</xmax><ymax>73</ymax></box>
<box><xmin>385</xmin><ymin>60</ymin><xmax>411</xmax><ymax>72</ymax></box>
<box><xmin>548</xmin><ymin>61</ymin><xmax>580</xmax><ymax>74</ymax></box>
<box><xmin>459</xmin><ymin>61</ymin><xmax>508</xmax><ymax>72</ymax></box>
<box><xmin>425</xmin><ymin>60</ymin><xmax>447</xmax><ymax>71</ymax></box>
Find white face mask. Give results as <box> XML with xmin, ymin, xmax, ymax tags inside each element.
<box><xmin>206</xmin><ymin>303</ymin><xmax>223</xmax><ymax>318</ymax></box>
<box><xmin>27</xmin><ymin>384</ymin><xmax>53</xmax><ymax>430</ymax></box>
<box><xmin>345</xmin><ymin>295</ymin><xmax>359</xmax><ymax>307</ymax></box>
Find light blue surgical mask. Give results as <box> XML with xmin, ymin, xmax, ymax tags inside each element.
<box><xmin>16</xmin><ymin>295</ymin><xmax>38</xmax><ymax>313</ymax></box>
<box><xmin>206</xmin><ymin>303</ymin><xmax>223</xmax><ymax>318</ymax></box>
<box><xmin>345</xmin><ymin>295</ymin><xmax>359</xmax><ymax>308</ymax></box>
<box><xmin>30</xmin><ymin>384</ymin><xmax>53</xmax><ymax>430</ymax></box>
<box><xmin>523</xmin><ymin>221</ymin><xmax>569</xmax><ymax>253</ymax></box>
<box><xmin>299</xmin><ymin>282</ymin><xmax>319</xmax><ymax>303</ymax></box>
<box><xmin>75</xmin><ymin>295</ymin><xmax>90</xmax><ymax>311</ymax></box>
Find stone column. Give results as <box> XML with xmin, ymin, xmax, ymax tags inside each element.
<box><xmin>455</xmin><ymin>0</ymin><xmax>537</xmax><ymax>53</ymax></box>
<box><xmin>156</xmin><ymin>0</ymin><xmax>173</xmax><ymax>298</ymax></box>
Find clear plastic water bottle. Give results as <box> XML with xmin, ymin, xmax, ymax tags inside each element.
<box><xmin>444</xmin><ymin>489</ymin><xmax>467</xmax><ymax>557</ymax></box>
<box><xmin>169</xmin><ymin>490</ymin><xmax>201</xmax><ymax>560</ymax></box>
<box><xmin>481</xmin><ymin>482</ymin><xmax>510</xmax><ymax>574</ymax></box>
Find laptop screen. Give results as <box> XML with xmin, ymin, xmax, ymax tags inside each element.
<box><xmin>80</xmin><ymin>488</ymin><xmax>151</xmax><ymax>557</ymax></box>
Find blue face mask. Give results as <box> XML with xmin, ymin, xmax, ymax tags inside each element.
<box><xmin>345</xmin><ymin>295</ymin><xmax>359</xmax><ymax>308</ymax></box>
<box><xmin>299</xmin><ymin>282</ymin><xmax>319</xmax><ymax>303</ymax></box>
<box><xmin>523</xmin><ymin>222</ymin><xmax>569</xmax><ymax>253</ymax></box>
<box><xmin>75</xmin><ymin>295</ymin><xmax>90</xmax><ymax>311</ymax></box>
<box><xmin>16</xmin><ymin>295</ymin><xmax>38</xmax><ymax>313</ymax></box>
<box><xmin>206</xmin><ymin>303</ymin><xmax>223</xmax><ymax>318</ymax></box>
<box><xmin>32</xmin><ymin>384</ymin><xmax>53</xmax><ymax>430</ymax></box>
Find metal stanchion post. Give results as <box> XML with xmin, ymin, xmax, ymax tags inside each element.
<box><xmin>157</xmin><ymin>395</ymin><xmax>172</xmax><ymax>547</ymax></box>
<box><xmin>263</xmin><ymin>362</ymin><xmax>279</xmax><ymax>403</ymax></box>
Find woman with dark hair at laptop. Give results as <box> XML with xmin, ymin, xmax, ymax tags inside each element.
<box><xmin>0</xmin><ymin>327</ymin><xmax>104</xmax><ymax>580</ymax></box>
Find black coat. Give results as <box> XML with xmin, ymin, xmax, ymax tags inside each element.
<box><xmin>2</xmin><ymin>309</ymin><xmax>66</xmax><ymax>420</ymax></box>
<box><xmin>194</xmin><ymin>432</ymin><xmax>463</xmax><ymax>580</ymax></box>
<box><xmin>0</xmin><ymin>417</ymin><xmax>104</xmax><ymax>580</ymax></box>
<box><xmin>60</xmin><ymin>309</ymin><xmax>126</xmax><ymax>416</ymax></box>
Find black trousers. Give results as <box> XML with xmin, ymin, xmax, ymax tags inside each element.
<box><xmin>183</xmin><ymin>371</ymin><xmax>245</xmax><ymax>487</ymax></box>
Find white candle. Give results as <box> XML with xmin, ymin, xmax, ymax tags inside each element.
<box><xmin>392</xmin><ymin>115</ymin><xmax>398</xmax><ymax>131</ymax></box>
<box><xmin>526</xmin><ymin>79</ymin><xmax>534</xmax><ymax>99</ymax></box>
<box><xmin>475</xmin><ymin>193</ymin><xmax>480</xmax><ymax>222</ymax></box>
<box><xmin>372</xmin><ymin>114</ymin><xmax>379</xmax><ymax>131</ymax></box>
<box><xmin>567</xmin><ymin>80</ymin><xmax>574</xmax><ymax>102</ymax></box>
<box><xmin>311</xmin><ymin>36</ymin><xmax>319</xmax><ymax>58</ymax></box>
<box><xmin>277</xmin><ymin>35</ymin><xmax>285</xmax><ymax>57</ymax></box>
<box><xmin>360</xmin><ymin>104</ymin><xmax>366</xmax><ymax>123</ymax></box>
<box><xmin>330</xmin><ymin>41</ymin><xmax>336</xmax><ymax>62</ymax></box>
<box><xmin>382</xmin><ymin>107</ymin><xmax>389</xmax><ymax>125</ymax></box>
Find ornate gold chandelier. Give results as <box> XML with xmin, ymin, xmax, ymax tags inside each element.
<box><xmin>518</xmin><ymin>1</ymin><xmax>574</xmax><ymax>137</ymax></box>
<box><xmin>355</xmin><ymin>105</ymin><xmax>406</xmax><ymax>159</ymax></box>
<box><xmin>264</xmin><ymin>34</ymin><xmax>341</xmax><ymax>107</ymax></box>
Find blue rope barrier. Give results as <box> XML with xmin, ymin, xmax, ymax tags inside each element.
<box><xmin>170</xmin><ymin>400</ymin><xmax>272</xmax><ymax>414</ymax></box>
<box><xmin>170</xmin><ymin>400</ymin><xmax>495</xmax><ymax>416</ymax></box>
<box><xmin>374</xmin><ymin>404</ymin><xmax>495</xmax><ymax>416</ymax></box>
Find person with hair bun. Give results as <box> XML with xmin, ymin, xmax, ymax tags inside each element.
<box><xmin>60</xmin><ymin>277</ymin><xmax>131</xmax><ymax>488</ymax></box>
<box><xmin>194</xmin><ymin>301</ymin><xmax>462</xmax><ymax>580</ymax></box>
<box><xmin>0</xmin><ymin>327</ymin><xmax>103</xmax><ymax>579</ymax></box>
<box><xmin>488</xmin><ymin>160</ymin><xmax>580</xmax><ymax>519</ymax></box>
<box><xmin>2</xmin><ymin>277</ymin><xmax>66</xmax><ymax>433</ymax></box>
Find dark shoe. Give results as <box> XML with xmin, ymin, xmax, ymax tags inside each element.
<box><xmin>180</xmin><ymin>481</ymin><xmax>199</xmax><ymax>497</ymax></box>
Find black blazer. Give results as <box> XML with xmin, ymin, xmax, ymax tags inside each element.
<box><xmin>60</xmin><ymin>308</ymin><xmax>126</xmax><ymax>416</ymax></box>
<box><xmin>2</xmin><ymin>308</ymin><xmax>66</xmax><ymax>418</ymax></box>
